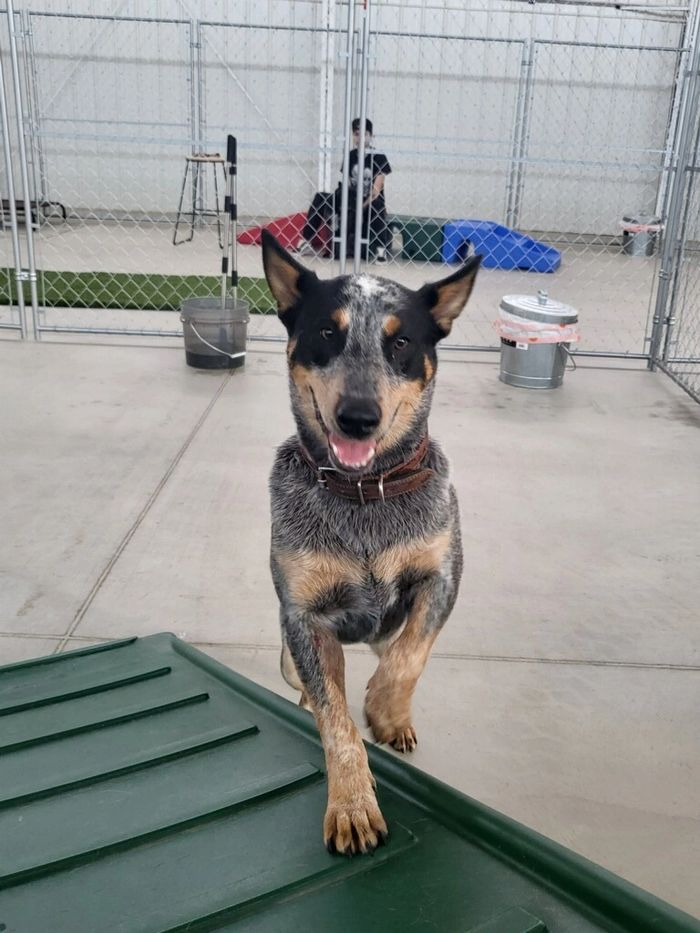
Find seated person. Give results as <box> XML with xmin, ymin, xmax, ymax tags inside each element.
<box><xmin>297</xmin><ymin>117</ymin><xmax>392</xmax><ymax>262</ymax></box>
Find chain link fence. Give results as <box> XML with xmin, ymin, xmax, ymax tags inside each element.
<box><xmin>197</xmin><ymin>14</ymin><xmax>346</xmax><ymax>340</ymax></box>
<box><xmin>652</xmin><ymin>76</ymin><xmax>700</xmax><ymax>402</ymax></box>
<box><xmin>666</xmin><ymin>166</ymin><xmax>700</xmax><ymax>400</ymax></box>
<box><xmin>1</xmin><ymin>0</ymin><xmax>698</xmax><ymax>378</ymax></box>
<box><xmin>366</xmin><ymin>3</ymin><xmax>685</xmax><ymax>355</ymax></box>
<box><xmin>2</xmin><ymin>9</ymin><xmax>198</xmax><ymax>337</ymax></box>
<box><xmin>0</xmin><ymin>3</ymin><xmax>341</xmax><ymax>341</ymax></box>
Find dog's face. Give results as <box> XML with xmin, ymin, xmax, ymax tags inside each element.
<box><xmin>262</xmin><ymin>231</ymin><xmax>481</xmax><ymax>474</ymax></box>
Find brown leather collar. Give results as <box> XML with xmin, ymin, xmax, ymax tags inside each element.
<box><xmin>298</xmin><ymin>434</ymin><xmax>433</xmax><ymax>505</ymax></box>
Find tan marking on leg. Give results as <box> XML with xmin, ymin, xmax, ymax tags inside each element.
<box><xmin>281</xmin><ymin>643</ymin><xmax>311</xmax><ymax>708</ymax></box>
<box><xmin>286</xmin><ymin>337</ymin><xmax>298</xmax><ymax>360</ymax></box>
<box><xmin>372</xmin><ymin>528</ymin><xmax>451</xmax><ymax>587</ymax></box>
<box><xmin>369</xmin><ymin>621</ymin><xmax>405</xmax><ymax>658</ymax></box>
<box><xmin>281</xmin><ymin>642</ymin><xmax>303</xmax><ymax>690</ymax></box>
<box><xmin>304</xmin><ymin>631</ymin><xmax>387</xmax><ymax>854</ymax></box>
<box><xmin>364</xmin><ymin>588</ymin><xmax>439</xmax><ymax>752</ymax></box>
<box><xmin>276</xmin><ymin>549</ymin><xmax>365</xmax><ymax>609</ymax></box>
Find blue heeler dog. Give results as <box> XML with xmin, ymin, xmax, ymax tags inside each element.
<box><xmin>262</xmin><ymin>230</ymin><xmax>481</xmax><ymax>855</ymax></box>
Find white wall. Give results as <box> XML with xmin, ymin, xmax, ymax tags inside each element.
<box><xmin>370</xmin><ymin>2</ymin><xmax>683</xmax><ymax>234</ymax></box>
<box><xmin>5</xmin><ymin>0</ymin><xmax>687</xmax><ymax>235</ymax></box>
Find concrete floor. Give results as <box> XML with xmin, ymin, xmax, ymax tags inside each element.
<box><xmin>1</xmin><ymin>339</ymin><xmax>699</xmax><ymax>919</ymax></box>
<box><xmin>1</xmin><ymin>219</ymin><xmax>657</xmax><ymax>353</ymax></box>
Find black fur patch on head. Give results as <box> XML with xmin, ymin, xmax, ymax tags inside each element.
<box><xmin>381</xmin><ymin>292</ymin><xmax>443</xmax><ymax>383</ymax></box>
<box><xmin>287</xmin><ymin>278</ymin><xmax>350</xmax><ymax>369</ymax></box>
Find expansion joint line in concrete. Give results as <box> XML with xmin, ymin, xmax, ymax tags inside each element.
<box><xmin>54</xmin><ymin>371</ymin><xmax>234</xmax><ymax>653</ymax></box>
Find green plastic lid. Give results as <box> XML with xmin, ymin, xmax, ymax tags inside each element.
<box><xmin>0</xmin><ymin>634</ymin><xmax>697</xmax><ymax>932</ymax></box>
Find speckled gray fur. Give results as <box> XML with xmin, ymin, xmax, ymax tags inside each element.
<box><xmin>268</xmin><ymin>271</ymin><xmax>467</xmax><ymax>707</ymax></box>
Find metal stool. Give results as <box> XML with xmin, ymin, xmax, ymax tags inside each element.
<box><xmin>173</xmin><ymin>153</ymin><xmax>226</xmax><ymax>247</ymax></box>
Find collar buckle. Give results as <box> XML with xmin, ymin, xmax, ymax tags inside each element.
<box><xmin>317</xmin><ymin>465</ymin><xmax>335</xmax><ymax>488</ymax></box>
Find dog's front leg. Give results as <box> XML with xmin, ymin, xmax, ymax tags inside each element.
<box><xmin>365</xmin><ymin>579</ymin><xmax>450</xmax><ymax>752</ymax></box>
<box><xmin>284</xmin><ymin>615</ymin><xmax>388</xmax><ymax>854</ymax></box>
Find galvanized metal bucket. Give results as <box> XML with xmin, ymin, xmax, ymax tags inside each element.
<box><xmin>180</xmin><ymin>298</ymin><xmax>249</xmax><ymax>370</ymax></box>
<box><xmin>621</xmin><ymin>214</ymin><xmax>662</xmax><ymax>257</ymax></box>
<box><xmin>497</xmin><ymin>292</ymin><xmax>579</xmax><ymax>390</ymax></box>
<box><xmin>179</xmin><ymin>136</ymin><xmax>248</xmax><ymax>371</ymax></box>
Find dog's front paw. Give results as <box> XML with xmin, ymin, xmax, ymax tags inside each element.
<box><xmin>324</xmin><ymin>795</ymin><xmax>388</xmax><ymax>855</ymax></box>
<box><xmin>365</xmin><ymin>706</ymin><xmax>418</xmax><ymax>752</ymax></box>
<box><xmin>389</xmin><ymin>723</ymin><xmax>417</xmax><ymax>753</ymax></box>
<box><xmin>365</xmin><ymin>684</ymin><xmax>418</xmax><ymax>752</ymax></box>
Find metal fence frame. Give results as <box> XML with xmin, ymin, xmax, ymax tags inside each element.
<box><xmin>649</xmin><ymin>0</ymin><xmax>700</xmax><ymax>402</ymax></box>
<box><xmin>1</xmin><ymin>0</ymin><xmax>699</xmax><ymax>392</ymax></box>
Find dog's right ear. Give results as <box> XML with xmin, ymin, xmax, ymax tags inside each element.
<box><xmin>262</xmin><ymin>230</ymin><xmax>316</xmax><ymax>331</ymax></box>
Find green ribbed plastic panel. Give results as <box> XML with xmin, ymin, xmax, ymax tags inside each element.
<box><xmin>0</xmin><ymin>634</ymin><xmax>698</xmax><ymax>932</ymax></box>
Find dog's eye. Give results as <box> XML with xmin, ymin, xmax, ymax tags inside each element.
<box><xmin>394</xmin><ymin>336</ymin><xmax>410</xmax><ymax>351</ymax></box>
<box><xmin>320</xmin><ymin>327</ymin><xmax>335</xmax><ymax>341</ymax></box>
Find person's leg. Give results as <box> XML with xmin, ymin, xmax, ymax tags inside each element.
<box><xmin>359</xmin><ymin>204</ymin><xmax>372</xmax><ymax>261</ymax></box>
<box><xmin>370</xmin><ymin>204</ymin><xmax>390</xmax><ymax>262</ymax></box>
<box><xmin>298</xmin><ymin>192</ymin><xmax>329</xmax><ymax>254</ymax></box>
<box><xmin>346</xmin><ymin>206</ymin><xmax>358</xmax><ymax>259</ymax></box>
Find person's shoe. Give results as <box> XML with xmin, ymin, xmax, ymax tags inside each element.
<box><xmin>295</xmin><ymin>240</ymin><xmax>315</xmax><ymax>256</ymax></box>
<box><xmin>374</xmin><ymin>247</ymin><xmax>387</xmax><ymax>263</ymax></box>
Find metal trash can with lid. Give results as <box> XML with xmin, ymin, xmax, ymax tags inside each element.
<box><xmin>620</xmin><ymin>214</ymin><xmax>662</xmax><ymax>257</ymax></box>
<box><xmin>496</xmin><ymin>291</ymin><xmax>579</xmax><ymax>390</ymax></box>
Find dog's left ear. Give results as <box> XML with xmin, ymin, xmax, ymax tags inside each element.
<box><xmin>262</xmin><ymin>230</ymin><xmax>317</xmax><ymax>330</ymax></box>
<box><xmin>418</xmin><ymin>255</ymin><xmax>482</xmax><ymax>337</ymax></box>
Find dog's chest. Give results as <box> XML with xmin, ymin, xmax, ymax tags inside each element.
<box><xmin>275</xmin><ymin>524</ymin><xmax>453</xmax><ymax>643</ymax></box>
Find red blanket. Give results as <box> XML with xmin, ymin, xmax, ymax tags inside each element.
<box><xmin>237</xmin><ymin>212</ymin><xmax>307</xmax><ymax>248</ymax></box>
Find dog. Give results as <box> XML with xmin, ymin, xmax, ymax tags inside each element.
<box><xmin>262</xmin><ymin>230</ymin><xmax>481</xmax><ymax>855</ymax></box>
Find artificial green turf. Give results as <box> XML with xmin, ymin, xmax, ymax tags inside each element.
<box><xmin>0</xmin><ymin>268</ymin><xmax>276</xmax><ymax>314</ymax></box>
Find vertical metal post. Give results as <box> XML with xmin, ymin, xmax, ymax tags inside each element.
<box><xmin>5</xmin><ymin>0</ymin><xmax>40</xmax><ymax>338</ymax></box>
<box><xmin>661</xmin><ymin>106</ymin><xmax>700</xmax><ymax>360</ymax></box>
<box><xmin>0</xmin><ymin>39</ymin><xmax>27</xmax><ymax>337</ymax></box>
<box><xmin>649</xmin><ymin>5</ymin><xmax>700</xmax><ymax>367</ymax></box>
<box><xmin>188</xmin><ymin>19</ymin><xmax>205</xmax><ymax>222</ymax></box>
<box><xmin>221</xmin><ymin>135</ymin><xmax>237</xmax><ymax>307</ymax></box>
<box><xmin>338</xmin><ymin>0</ymin><xmax>357</xmax><ymax>275</ymax></box>
<box><xmin>317</xmin><ymin>0</ymin><xmax>336</xmax><ymax>194</ymax></box>
<box><xmin>654</xmin><ymin>11</ymin><xmax>692</xmax><ymax>222</ymax></box>
<box><xmin>196</xmin><ymin>20</ymin><xmax>205</xmax><ymax>153</ymax></box>
<box><xmin>352</xmin><ymin>0</ymin><xmax>371</xmax><ymax>274</ymax></box>
<box><xmin>231</xmin><ymin>140</ymin><xmax>238</xmax><ymax>303</ymax></box>
<box><xmin>20</xmin><ymin>9</ymin><xmax>44</xmax><ymax>211</ymax></box>
<box><xmin>24</xmin><ymin>12</ymin><xmax>47</xmax><ymax>207</ymax></box>
<box><xmin>188</xmin><ymin>19</ymin><xmax>198</xmax><ymax>155</ymax></box>
<box><xmin>505</xmin><ymin>39</ymin><xmax>534</xmax><ymax>230</ymax></box>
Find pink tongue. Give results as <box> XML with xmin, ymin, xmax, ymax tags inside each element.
<box><xmin>329</xmin><ymin>433</ymin><xmax>376</xmax><ymax>467</ymax></box>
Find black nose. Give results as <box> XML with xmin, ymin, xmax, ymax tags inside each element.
<box><xmin>335</xmin><ymin>397</ymin><xmax>381</xmax><ymax>439</ymax></box>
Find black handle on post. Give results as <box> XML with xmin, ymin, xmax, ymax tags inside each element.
<box><xmin>227</xmin><ymin>135</ymin><xmax>237</xmax><ymax>173</ymax></box>
<box><xmin>226</xmin><ymin>134</ymin><xmax>237</xmax><ymax>294</ymax></box>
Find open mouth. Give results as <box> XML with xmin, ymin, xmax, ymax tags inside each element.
<box><xmin>327</xmin><ymin>433</ymin><xmax>377</xmax><ymax>472</ymax></box>
<box><xmin>308</xmin><ymin>387</ymin><xmax>393</xmax><ymax>474</ymax></box>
